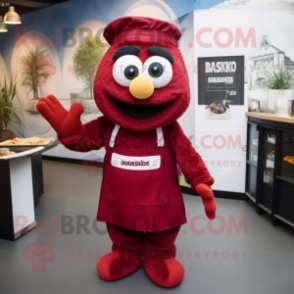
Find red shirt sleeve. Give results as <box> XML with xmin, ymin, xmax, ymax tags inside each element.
<box><xmin>168</xmin><ymin>121</ymin><xmax>214</xmax><ymax>188</ymax></box>
<box><xmin>58</xmin><ymin>116</ymin><xmax>108</xmax><ymax>152</ymax></box>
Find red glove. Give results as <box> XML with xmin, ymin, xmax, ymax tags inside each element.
<box><xmin>195</xmin><ymin>183</ymin><xmax>217</xmax><ymax>220</ymax></box>
<box><xmin>36</xmin><ymin>95</ymin><xmax>84</xmax><ymax>138</ymax></box>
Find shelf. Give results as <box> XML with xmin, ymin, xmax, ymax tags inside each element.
<box><xmin>283</xmin><ymin>134</ymin><xmax>294</xmax><ymax>140</ymax></box>
<box><xmin>267</xmin><ymin>134</ymin><xmax>276</xmax><ymax>145</ymax></box>
<box><xmin>276</xmin><ymin>176</ymin><xmax>294</xmax><ymax>187</ymax></box>
<box><xmin>247</xmin><ymin>160</ymin><xmax>258</xmax><ymax>168</ymax></box>
<box><xmin>246</xmin><ymin>112</ymin><xmax>294</xmax><ymax>124</ymax></box>
<box><xmin>282</xmin><ymin>151</ymin><xmax>294</xmax><ymax>155</ymax></box>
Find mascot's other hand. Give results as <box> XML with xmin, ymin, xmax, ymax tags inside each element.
<box><xmin>195</xmin><ymin>183</ymin><xmax>217</xmax><ymax>220</ymax></box>
<box><xmin>37</xmin><ymin>95</ymin><xmax>84</xmax><ymax>138</ymax></box>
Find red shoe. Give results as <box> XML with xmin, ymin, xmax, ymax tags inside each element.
<box><xmin>143</xmin><ymin>258</ymin><xmax>185</xmax><ymax>288</ymax></box>
<box><xmin>97</xmin><ymin>251</ymin><xmax>141</xmax><ymax>281</ymax></box>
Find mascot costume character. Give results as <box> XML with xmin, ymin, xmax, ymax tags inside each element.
<box><xmin>37</xmin><ymin>17</ymin><xmax>217</xmax><ymax>288</ymax></box>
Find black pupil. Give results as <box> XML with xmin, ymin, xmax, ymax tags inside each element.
<box><xmin>125</xmin><ymin>65</ymin><xmax>138</xmax><ymax>80</ymax></box>
<box><xmin>152</xmin><ymin>66</ymin><xmax>159</xmax><ymax>75</ymax></box>
<box><xmin>148</xmin><ymin>62</ymin><xmax>163</xmax><ymax>78</ymax></box>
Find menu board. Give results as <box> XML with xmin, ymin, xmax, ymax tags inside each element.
<box><xmin>198</xmin><ymin>56</ymin><xmax>244</xmax><ymax>106</ymax></box>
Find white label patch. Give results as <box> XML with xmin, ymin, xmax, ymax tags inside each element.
<box><xmin>111</xmin><ymin>153</ymin><xmax>161</xmax><ymax>170</ymax></box>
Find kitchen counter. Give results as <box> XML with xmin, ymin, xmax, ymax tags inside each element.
<box><xmin>246</xmin><ymin>115</ymin><xmax>294</xmax><ymax>231</ymax></box>
<box><xmin>246</xmin><ymin>112</ymin><xmax>294</xmax><ymax>124</ymax></box>
<box><xmin>0</xmin><ymin>140</ymin><xmax>58</xmax><ymax>241</ymax></box>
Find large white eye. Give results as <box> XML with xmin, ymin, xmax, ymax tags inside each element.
<box><xmin>143</xmin><ymin>56</ymin><xmax>173</xmax><ymax>88</ymax></box>
<box><xmin>113</xmin><ymin>55</ymin><xmax>142</xmax><ymax>87</ymax></box>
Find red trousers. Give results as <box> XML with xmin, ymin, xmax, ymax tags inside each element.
<box><xmin>107</xmin><ymin>223</ymin><xmax>180</xmax><ymax>267</ymax></box>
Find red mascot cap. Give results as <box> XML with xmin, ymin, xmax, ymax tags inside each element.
<box><xmin>103</xmin><ymin>16</ymin><xmax>181</xmax><ymax>47</ymax></box>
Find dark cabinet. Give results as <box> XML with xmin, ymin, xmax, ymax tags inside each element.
<box><xmin>246</xmin><ymin>122</ymin><xmax>259</xmax><ymax>202</ymax></box>
<box><xmin>259</xmin><ymin>126</ymin><xmax>276</xmax><ymax>212</ymax></box>
<box><xmin>246</xmin><ymin>117</ymin><xmax>294</xmax><ymax>230</ymax></box>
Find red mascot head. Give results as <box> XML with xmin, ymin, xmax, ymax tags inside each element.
<box><xmin>94</xmin><ymin>17</ymin><xmax>190</xmax><ymax>131</ymax></box>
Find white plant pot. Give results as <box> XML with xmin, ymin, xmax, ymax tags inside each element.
<box><xmin>268</xmin><ymin>90</ymin><xmax>278</xmax><ymax>113</ymax></box>
<box><xmin>268</xmin><ymin>89</ymin><xmax>291</xmax><ymax>114</ymax></box>
<box><xmin>276</xmin><ymin>90</ymin><xmax>292</xmax><ymax>116</ymax></box>
<box><xmin>274</xmin><ymin>89</ymin><xmax>292</xmax><ymax>116</ymax></box>
<box><xmin>82</xmin><ymin>99</ymin><xmax>99</xmax><ymax>114</ymax></box>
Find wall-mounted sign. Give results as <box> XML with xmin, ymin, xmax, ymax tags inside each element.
<box><xmin>198</xmin><ymin>56</ymin><xmax>244</xmax><ymax>107</ymax></box>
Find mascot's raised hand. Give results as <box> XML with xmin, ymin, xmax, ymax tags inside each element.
<box><xmin>37</xmin><ymin>95</ymin><xmax>83</xmax><ymax>138</ymax></box>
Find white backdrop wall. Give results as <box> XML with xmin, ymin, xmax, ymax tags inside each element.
<box><xmin>193</xmin><ymin>7</ymin><xmax>294</xmax><ymax>192</ymax></box>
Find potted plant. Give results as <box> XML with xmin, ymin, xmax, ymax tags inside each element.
<box><xmin>72</xmin><ymin>36</ymin><xmax>106</xmax><ymax>114</ymax></box>
<box><xmin>0</xmin><ymin>75</ymin><xmax>21</xmax><ymax>142</ymax></box>
<box><xmin>20</xmin><ymin>48</ymin><xmax>56</xmax><ymax>113</ymax></box>
<box><xmin>257</xmin><ymin>68</ymin><xmax>294</xmax><ymax>115</ymax></box>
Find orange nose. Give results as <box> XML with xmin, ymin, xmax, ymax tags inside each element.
<box><xmin>129</xmin><ymin>76</ymin><xmax>154</xmax><ymax>99</ymax></box>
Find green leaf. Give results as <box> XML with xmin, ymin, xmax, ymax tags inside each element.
<box><xmin>20</xmin><ymin>47</ymin><xmax>52</xmax><ymax>100</ymax></box>
<box><xmin>72</xmin><ymin>36</ymin><xmax>107</xmax><ymax>99</ymax></box>
<box><xmin>0</xmin><ymin>74</ymin><xmax>19</xmax><ymax>131</ymax></box>
<box><xmin>256</xmin><ymin>67</ymin><xmax>294</xmax><ymax>90</ymax></box>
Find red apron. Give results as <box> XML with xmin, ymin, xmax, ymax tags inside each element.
<box><xmin>97</xmin><ymin>124</ymin><xmax>187</xmax><ymax>232</ymax></box>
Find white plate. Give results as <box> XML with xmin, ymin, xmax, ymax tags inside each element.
<box><xmin>205</xmin><ymin>108</ymin><xmax>231</xmax><ymax>120</ymax></box>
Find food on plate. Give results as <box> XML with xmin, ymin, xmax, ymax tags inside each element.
<box><xmin>0</xmin><ymin>148</ymin><xmax>10</xmax><ymax>153</ymax></box>
<box><xmin>0</xmin><ymin>148</ymin><xmax>15</xmax><ymax>157</ymax></box>
<box><xmin>205</xmin><ymin>100</ymin><xmax>228</xmax><ymax>114</ymax></box>
<box><xmin>0</xmin><ymin>137</ymin><xmax>54</xmax><ymax>146</ymax></box>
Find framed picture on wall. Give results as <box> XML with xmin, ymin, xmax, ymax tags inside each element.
<box><xmin>198</xmin><ymin>56</ymin><xmax>245</xmax><ymax>107</ymax></box>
